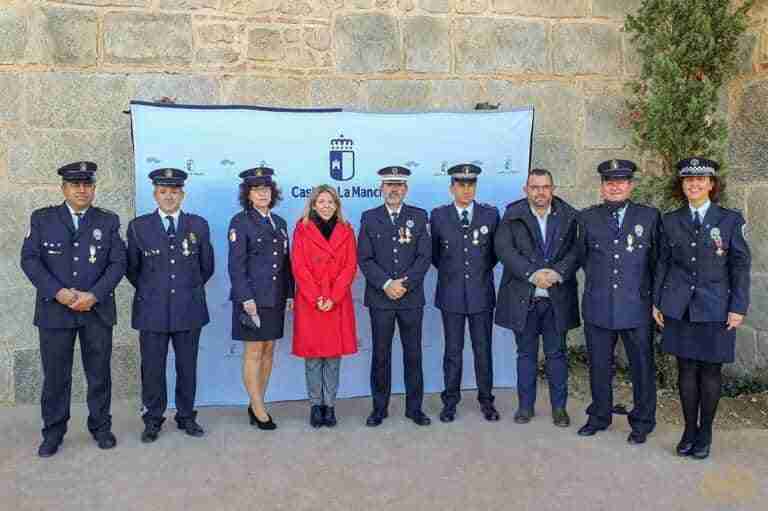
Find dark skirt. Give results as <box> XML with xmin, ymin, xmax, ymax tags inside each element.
<box><xmin>231</xmin><ymin>302</ymin><xmax>286</xmax><ymax>342</ymax></box>
<box><xmin>662</xmin><ymin>316</ymin><xmax>735</xmax><ymax>364</ymax></box>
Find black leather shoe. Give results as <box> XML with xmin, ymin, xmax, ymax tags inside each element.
<box><xmin>323</xmin><ymin>406</ymin><xmax>337</xmax><ymax>428</ymax></box>
<box><xmin>178</xmin><ymin>420</ymin><xmax>205</xmax><ymax>438</ymax></box>
<box><xmin>514</xmin><ymin>409</ymin><xmax>534</xmax><ymax>424</ymax></box>
<box><xmin>552</xmin><ymin>408</ymin><xmax>571</xmax><ymax>428</ymax></box>
<box><xmin>481</xmin><ymin>404</ymin><xmax>500</xmax><ymax>422</ymax></box>
<box><xmin>691</xmin><ymin>441</ymin><xmax>711</xmax><ymax>460</ymax></box>
<box><xmin>439</xmin><ymin>406</ymin><xmax>456</xmax><ymax>423</ymax></box>
<box><xmin>94</xmin><ymin>431</ymin><xmax>117</xmax><ymax>450</ymax></box>
<box><xmin>676</xmin><ymin>439</ymin><xmax>695</xmax><ymax>456</ymax></box>
<box><xmin>405</xmin><ymin>410</ymin><xmax>431</xmax><ymax>426</ymax></box>
<box><xmin>627</xmin><ymin>431</ymin><xmax>647</xmax><ymax>444</ymax></box>
<box><xmin>141</xmin><ymin>423</ymin><xmax>162</xmax><ymax>443</ymax></box>
<box><xmin>577</xmin><ymin>423</ymin><xmax>606</xmax><ymax>437</ymax></box>
<box><xmin>366</xmin><ymin>410</ymin><xmax>388</xmax><ymax>427</ymax></box>
<box><xmin>310</xmin><ymin>405</ymin><xmax>324</xmax><ymax>428</ymax></box>
<box><xmin>249</xmin><ymin>406</ymin><xmax>277</xmax><ymax>430</ymax></box>
<box><xmin>38</xmin><ymin>437</ymin><xmax>61</xmax><ymax>458</ymax></box>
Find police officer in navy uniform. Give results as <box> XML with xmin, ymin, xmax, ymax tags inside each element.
<box><xmin>494</xmin><ymin>168</ymin><xmax>581</xmax><ymax>428</ymax></box>
<box><xmin>228</xmin><ymin>167</ymin><xmax>294</xmax><ymax>430</ymax></box>
<box><xmin>20</xmin><ymin>162</ymin><xmax>126</xmax><ymax>458</ymax></box>
<box><xmin>653</xmin><ymin>158</ymin><xmax>750</xmax><ymax>460</ymax></box>
<box><xmin>430</xmin><ymin>163</ymin><xmax>500</xmax><ymax>423</ymax></box>
<box><xmin>358</xmin><ymin>166</ymin><xmax>432</xmax><ymax>427</ymax></box>
<box><xmin>126</xmin><ymin>168</ymin><xmax>214</xmax><ymax>443</ymax></box>
<box><xmin>577</xmin><ymin>159</ymin><xmax>660</xmax><ymax>444</ymax></box>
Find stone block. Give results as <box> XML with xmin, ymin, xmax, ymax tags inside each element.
<box><xmin>223</xmin><ymin>77</ymin><xmax>307</xmax><ymax>107</ymax></box>
<box><xmin>491</xmin><ymin>0</ymin><xmax>587</xmax><ymax>17</ymax></box>
<box><xmin>584</xmin><ymin>95</ymin><xmax>632</xmax><ymax>149</ymax></box>
<box><xmin>197</xmin><ymin>24</ymin><xmax>239</xmax><ymax>46</ymax></box>
<box><xmin>31</xmin><ymin>6</ymin><xmax>97</xmax><ymax>65</ymax></box>
<box><xmin>335</xmin><ymin>14</ymin><xmax>401</xmax><ymax>73</ymax></box>
<box><xmin>0</xmin><ymin>285</ymin><xmax>36</xmax><ymax>346</ymax></box>
<box><xmin>309</xmin><ymin>79</ymin><xmax>362</xmax><ymax>108</ymax></box>
<box><xmin>454</xmin><ymin>18</ymin><xmax>496</xmax><ymax>74</ymax></box>
<box><xmin>158</xmin><ymin>0</ymin><xmax>219</xmax><ymax>8</ymax></box>
<box><xmin>592</xmin><ymin>0</ymin><xmax>643</xmax><ymax>18</ymax></box>
<box><xmin>456</xmin><ymin>0</ymin><xmax>487</xmax><ymax>14</ymax></box>
<box><xmin>495</xmin><ymin>19</ymin><xmax>549</xmax><ymax>74</ymax></box>
<box><xmin>0</xmin><ymin>347</ymin><xmax>12</xmax><ymax>404</ymax></box>
<box><xmin>128</xmin><ymin>75</ymin><xmax>220</xmax><ymax>105</ymax></box>
<box><xmin>26</xmin><ymin>73</ymin><xmax>131</xmax><ymax>130</ymax></box>
<box><xmin>553</xmin><ymin>23</ymin><xmax>621</xmax><ymax>75</ymax></box>
<box><xmin>404</xmin><ymin>16</ymin><xmax>450</xmax><ymax>73</ymax></box>
<box><xmin>247</xmin><ymin>28</ymin><xmax>283</xmax><ymax>61</ymax></box>
<box><xmin>14</xmin><ymin>342</ymin><xmax>139</xmax><ymax>404</ymax></box>
<box><xmin>279</xmin><ymin>0</ymin><xmax>326</xmax><ymax>16</ymax></box>
<box><xmin>530</xmin><ymin>135</ymin><xmax>580</xmax><ymax>187</ymax></box>
<box><xmin>0</xmin><ymin>7</ymin><xmax>29</xmax><ymax>64</ymax></box>
<box><xmin>0</xmin><ymin>74</ymin><xmax>20</xmax><ymax>122</ymax></box>
<box><xmin>221</xmin><ymin>0</ymin><xmax>280</xmax><ymax>14</ymax></box>
<box><xmin>46</xmin><ymin>0</ymin><xmax>147</xmax><ymax>5</ymax></box>
<box><xmin>485</xmin><ymin>80</ymin><xmax>582</xmax><ymax>137</ymax></box>
<box><xmin>746</xmin><ymin>193</ymin><xmax>768</xmax><ymax>275</ymax></box>
<box><xmin>195</xmin><ymin>47</ymin><xmax>241</xmax><ymax>65</ymax></box>
<box><xmin>349</xmin><ymin>0</ymin><xmax>376</xmax><ymax>7</ymax></box>
<box><xmin>419</xmin><ymin>0</ymin><xmax>452</xmax><ymax>13</ymax></box>
<box><xmin>104</xmin><ymin>13</ymin><xmax>193</xmax><ymax>65</ymax></box>
<box><xmin>427</xmin><ymin>80</ymin><xmax>484</xmax><ymax>111</ymax></box>
<box><xmin>304</xmin><ymin>27</ymin><xmax>331</xmax><ymax>51</ymax></box>
<box><xmin>729</xmin><ymin>80</ymin><xmax>768</xmax><ymax>177</ymax></box>
<box><xmin>364</xmin><ymin>80</ymin><xmax>430</xmax><ymax>112</ymax></box>
<box><xmin>7</xmin><ymin>128</ymin><xmax>113</xmax><ymax>184</ymax></box>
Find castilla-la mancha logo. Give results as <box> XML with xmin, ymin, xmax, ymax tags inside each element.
<box><xmin>329</xmin><ymin>134</ymin><xmax>355</xmax><ymax>181</ymax></box>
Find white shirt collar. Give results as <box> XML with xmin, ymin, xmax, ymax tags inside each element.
<box><xmin>529</xmin><ymin>204</ymin><xmax>552</xmax><ymax>219</ymax></box>
<box><xmin>454</xmin><ymin>201</ymin><xmax>474</xmax><ymax>217</ymax></box>
<box><xmin>158</xmin><ymin>208</ymin><xmax>181</xmax><ymax>223</ymax></box>
<box><xmin>66</xmin><ymin>203</ymin><xmax>89</xmax><ymax>217</ymax></box>
<box><xmin>386</xmin><ymin>204</ymin><xmax>403</xmax><ymax>216</ymax></box>
<box><xmin>689</xmin><ymin>200</ymin><xmax>711</xmax><ymax>219</ymax></box>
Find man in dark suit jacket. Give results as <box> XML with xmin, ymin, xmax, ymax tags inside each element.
<box><xmin>126</xmin><ymin>168</ymin><xmax>214</xmax><ymax>443</ymax></box>
<box><xmin>358</xmin><ymin>165</ymin><xmax>432</xmax><ymax>427</ymax></box>
<box><xmin>576</xmin><ymin>159</ymin><xmax>661</xmax><ymax>444</ymax></box>
<box><xmin>431</xmin><ymin>164</ymin><xmax>500</xmax><ymax>423</ymax></box>
<box><xmin>495</xmin><ymin>168</ymin><xmax>581</xmax><ymax>427</ymax></box>
<box><xmin>20</xmin><ymin>161</ymin><xmax>126</xmax><ymax>458</ymax></box>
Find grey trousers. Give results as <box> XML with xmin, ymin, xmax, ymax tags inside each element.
<box><xmin>305</xmin><ymin>357</ymin><xmax>341</xmax><ymax>407</ymax></box>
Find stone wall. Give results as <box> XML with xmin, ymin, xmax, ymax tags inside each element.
<box><xmin>1</xmin><ymin>0</ymin><xmax>766</xmax><ymax>405</ymax></box>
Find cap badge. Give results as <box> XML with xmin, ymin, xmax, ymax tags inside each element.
<box><xmin>691</xmin><ymin>158</ymin><xmax>700</xmax><ymax>167</ymax></box>
<box><xmin>164</xmin><ymin>168</ymin><xmax>173</xmax><ymax>178</ymax></box>
<box><xmin>80</xmin><ymin>162</ymin><xmax>87</xmax><ymax>172</ymax></box>
<box><xmin>610</xmin><ymin>160</ymin><xmax>619</xmax><ymax>170</ymax></box>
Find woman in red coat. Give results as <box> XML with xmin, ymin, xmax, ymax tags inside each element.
<box><xmin>291</xmin><ymin>184</ymin><xmax>358</xmax><ymax>427</ymax></box>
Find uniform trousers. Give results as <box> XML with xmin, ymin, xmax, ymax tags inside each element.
<box><xmin>440</xmin><ymin>310</ymin><xmax>494</xmax><ymax>409</ymax></box>
<box><xmin>369</xmin><ymin>307</ymin><xmax>424</xmax><ymax>415</ymax></box>
<box><xmin>514</xmin><ymin>298</ymin><xmax>568</xmax><ymax>411</ymax></box>
<box><xmin>305</xmin><ymin>357</ymin><xmax>341</xmax><ymax>407</ymax></box>
<box><xmin>39</xmin><ymin>317</ymin><xmax>113</xmax><ymax>440</ymax></box>
<box><xmin>584</xmin><ymin>322</ymin><xmax>657</xmax><ymax>434</ymax></box>
<box><xmin>139</xmin><ymin>329</ymin><xmax>201</xmax><ymax>426</ymax></box>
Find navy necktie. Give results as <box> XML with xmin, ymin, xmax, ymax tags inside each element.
<box><xmin>74</xmin><ymin>212</ymin><xmax>83</xmax><ymax>231</ymax></box>
<box><xmin>391</xmin><ymin>211</ymin><xmax>399</xmax><ymax>225</ymax></box>
<box><xmin>166</xmin><ymin>215</ymin><xmax>176</xmax><ymax>237</ymax></box>
<box><xmin>461</xmin><ymin>210</ymin><xmax>470</xmax><ymax>228</ymax></box>
<box><xmin>693</xmin><ymin>211</ymin><xmax>701</xmax><ymax>232</ymax></box>
<box><xmin>611</xmin><ymin>210</ymin><xmax>621</xmax><ymax>232</ymax></box>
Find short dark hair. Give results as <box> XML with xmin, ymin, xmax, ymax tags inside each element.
<box><xmin>238</xmin><ymin>180</ymin><xmax>283</xmax><ymax>210</ymax></box>
<box><xmin>527</xmin><ymin>168</ymin><xmax>554</xmax><ymax>186</ymax></box>
<box><xmin>672</xmin><ymin>175</ymin><xmax>724</xmax><ymax>204</ymax></box>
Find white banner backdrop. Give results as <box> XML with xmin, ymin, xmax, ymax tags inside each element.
<box><xmin>130</xmin><ymin>102</ymin><xmax>533</xmax><ymax>406</ymax></box>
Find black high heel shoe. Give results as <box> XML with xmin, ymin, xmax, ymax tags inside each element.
<box><xmin>248</xmin><ymin>405</ymin><xmax>277</xmax><ymax>430</ymax></box>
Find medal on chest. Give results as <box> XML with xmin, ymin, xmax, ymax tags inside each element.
<box><xmin>626</xmin><ymin>233</ymin><xmax>635</xmax><ymax>252</ymax></box>
<box><xmin>89</xmin><ymin>245</ymin><xmax>97</xmax><ymax>264</ymax></box>
<box><xmin>472</xmin><ymin>229</ymin><xmax>480</xmax><ymax>246</ymax></box>
<box><xmin>182</xmin><ymin>238</ymin><xmax>191</xmax><ymax>257</ymax></box>
<box><xmin>710</xmin><ymin>227</ymin><xmax>724</xmax><ymax>256</ymax></box>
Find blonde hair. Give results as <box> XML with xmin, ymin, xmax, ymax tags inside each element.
<box><xmin>301</xmin><ymin>184</ymin><xmax>346</xmax><ymax>224</ymax></box>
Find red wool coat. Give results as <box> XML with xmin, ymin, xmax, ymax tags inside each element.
<box><xmin>291</xmin><ymin>219</ymin><xmax>358</xmax><ymax>358</ymax></box>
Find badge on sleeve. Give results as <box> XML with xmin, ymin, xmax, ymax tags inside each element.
<box><xmin>229</xmin><ymin>228</ymin><xmax>237</xmax><ymax>242</ymax></box>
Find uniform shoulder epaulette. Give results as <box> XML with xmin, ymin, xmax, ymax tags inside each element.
<box><xmin>721</xmin><ymin>206</ymin><xmax>744</xmax><ymax>216</ymax></box>
<box><xmin>95</xmin><ymin>206</ymin><xmax>119</xmax><ymax>217</ymax></box>
<box><xmin>581</xmin><ymin>204</ymin><xmax>601</xmax><ymax>213</ymax></box>
<box><xmin>477</xmin><ymin>201</ymin><xmax>498</xmax><ymax>210</ymax></box>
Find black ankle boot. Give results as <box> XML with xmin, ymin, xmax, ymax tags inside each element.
<box><xmin>310</xmin><ymin>405</ymin><xmax>324</xmax><ymax>428</ymax></box>
<box><xmin>323</xmin><ymin>406</ymin><xmax>337</xmax><ymax>427</ymax></box>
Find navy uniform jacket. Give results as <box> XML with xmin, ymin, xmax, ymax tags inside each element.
<box><xmin>431</xmin><ymin>201</ymin><xmax>499</xmax><ymax>314</ymax></box>
<box><xmin>578</xmin><ymin>201</ymin><xmax>661</xmax><ymax>330</ymax></box>
<box><xmin>358</xmin><ymin>204</ymin><xmax>431</xmax><ymax>310</ymax></box>
<box><xmin>654</xmin><ymin>204</ymin><xmax>750</xmax><ymax>322</ymax></box>
<box><xmin>494</xmin><ymin>197</ymin><xmax>581</xmax><ymax>333</ymax></box>
<box><xmin>20</xmin><ymin>203</ymin><xmax>126</xmax><ymax>328</ymax></box>
<box><xmin>126</xmin><ymin>211</ymin><xmax>215</xmax><ymax>332</ymax></box>
<box><xmin>228</xmin><ymin>210</ymin><xmax>294</xmax><ymax>307</ymax></box>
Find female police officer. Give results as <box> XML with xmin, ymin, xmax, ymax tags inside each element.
<box><xmin>653</xmin><ymin>158</ymin><xmax>751</xmax><ymax>460</ymax></box>
<box><xmin>228</xmin><ymin>167</ymin><xmax>294</xmax><ymax>430</ymax></box>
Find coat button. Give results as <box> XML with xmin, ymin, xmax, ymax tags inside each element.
<box><xmin>272</xmin><ymin>275</ymin><xmax>277</xmax><ymax>281</ymax></box>
<box><xmin>73</xmin><ymin>256</ymin><xmax>79</xmax><ymax>261</ymax></box>
<box><xmin>691</xmin><ymin>257</ymin><xmax>696</xmax><ymax>262</ymax></box>
<box><xmin>170</xmin><ymin>245</ymin><xmax>175</xmax><ymax>250</ymax></box>
<box><xmin>613</xmin><ymin>284</ymin><xmax>618</xmax><ymax>289</ymax></box>
<box><xmin>464</xmin><ymin>248</ymin><xmax>468</xmax><ymax>252</ymax></box>
<box><xmin>392</xmin><ymin>237</ymin><xmax>397</xmax><ymax>241</ymax></box>
<box><xmin>691</xmin><ymin>242</ymin><xmax>696</xmax><ymax>247</ymax></box>
<box><xmin>73</xmin><ymin>242</ymin><xmax>79</xmax><ymax>247</ymax></box>
<box><xmin>170</xmin><ymin>259</ymin><xmax>175</xmax><ymax>264</ymax></box>
<box><xmin>394</xmin><ymin>259</ymin><xmax>399</xmax><ymax>264</ymax></box>
<box><xmin>464</xmin><ymin>235</ymin><xmax>468</xmax><ymax>239</ymax></box>
<box><xmin>171</xmin><ymin>274</ymin><xmax>176</xmax><ymax>279</ymax></box>
<box><xmin>72</xmin><ymin>271</ymin><xmax>78</xmax><ymax>276</ymax></box>
<box><xmin>613</xmin><ymin>254</ymin><xmax>619</xmax><ymax>259</ymax></box>
<box><xmin>272</xmin><ymin>263</ymin><xmax>277</xmax><ymax>268</ymax></box>
<box><xmin>690</xmin><ymin>285</ymin><xmax>695</xmax><ymax>290</ymax></box>
<box><xmin>465</xmin><ymin>274</ymin><xmax>469</xmax><ymax>279</ymax></box>
<box><xmin>393</xmin><ymin>248</ymin><xmax>398</xmax><ymax>253</ymax></box>
<box><xmin>613</xmin><ymin>269</ymin><xmax>618</xmax><ymax>274</ymax></box>
<box><xmin>273</xmin><ymin>239</ymin><xmax>278</xmax><ymax>243</ymax></box>
<box><xmin>273</xmin><ymin>251</ymin><xmax>278</xmax><ymax>256</ymax></box>
<box><xmin>171</xmin><ymin>289</ymin><xmax>176</xmax><ymax>294</ymax></box>
<box><xmin>465</xmin><ymin>261</ymin><xmax>469</xmax><ymax>265</ymax></box>
<box><xmin>614</xmin><ymin>240</ymin><xmax>619</xmax><ymax>244</ymax></box>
